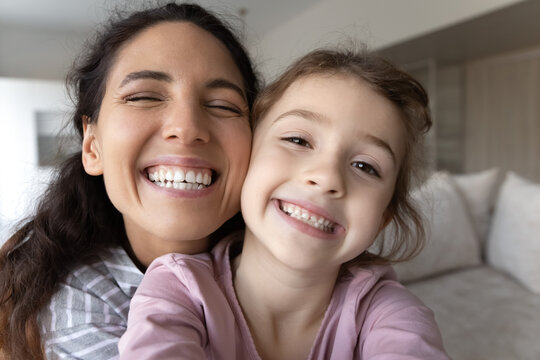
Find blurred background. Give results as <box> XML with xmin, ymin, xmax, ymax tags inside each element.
<box><xmin>2</xmin><ymin>2</ymin><xmax>540</xmax><ymax>359</ymax></box>
<box><xmin>1</xmin><ymin>0</ymin><xmax>539</xmax><ymax>238</ymax></box>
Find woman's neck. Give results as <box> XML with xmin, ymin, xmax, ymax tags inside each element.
<box><xmin>233</xmin><ymin>232</ymin><xmax>340</xmax><ymax>360</ymax></box>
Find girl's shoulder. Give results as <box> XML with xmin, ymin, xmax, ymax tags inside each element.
<box><xmin>149</xmin><ymin>231</ymin><xmax>242</xmax><ymax>286</ymax></box>
<box><xmin>337</xmin><ymin>262</ymin><xmax>427</xmax><ymax>315</ymax></box>
<box><xmin>331</xmin><ymin>264</ymin><xmax>447</xmax><ymax>359</ymax></box>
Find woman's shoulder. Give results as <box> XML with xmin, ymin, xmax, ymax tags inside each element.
<box><xmin>72</xmin><ymin>246</ymin><xmax>143</xmax><ymax>296</ymax></box>
<box><xmin>41</xmin><ymin>246</ymin><xmax>143</xmax><ymax>324</ymax></box>
<box><xmin>40</xmin><ymin>246</ymin><xmax>144</xmax><ymax>359</ymax></box>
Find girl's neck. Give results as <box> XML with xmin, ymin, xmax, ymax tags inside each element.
<box><xmin>233</xmin><ymin>232</ymin><xmax>341</xmax><ymax>360</ymax></box>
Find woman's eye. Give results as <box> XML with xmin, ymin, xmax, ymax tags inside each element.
<box><xmin>282</xmin><ymin>136</ymin><xmax>311</xmax><ymax>148</ymax></box>
<box><xmin>352</xmin><ymin>161</ymin><xmax>380</xmax><ymax>177</ymax></box>
<box><xmin>124</xmin><ymin>94</ymin><xmax>162</xmax><ymax>103</ymax></box>
<box><xmin>207</xmin><ymin>104</ymin><xmax>242</xmax><ymax>115</ymax></box>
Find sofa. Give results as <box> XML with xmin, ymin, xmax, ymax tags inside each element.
<box><xmin>385</xmin><ymin>168</ymin><xmax>540</xmax><ymax>360</ymax></box>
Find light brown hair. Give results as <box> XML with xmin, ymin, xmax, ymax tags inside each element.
<box><xmin>252</xmin><ymin>48</ymin><xmax>432</xmax><ymax>265</ymax></box>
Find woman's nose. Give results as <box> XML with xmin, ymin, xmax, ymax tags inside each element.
<box><xmin>161</xmin><ymin>99</ymin><xmax>210</xmax><ymax>144</ymax></box>
<box><xmin>303</xmin><ymin>156</ymin><xmax>346</xmax><ymax>197</ymax></box>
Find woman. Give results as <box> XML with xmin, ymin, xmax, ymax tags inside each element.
<box><xmin>0</xmin><ymin>3</ymin><xmax>260</xmax><ymax>359</ymax></box>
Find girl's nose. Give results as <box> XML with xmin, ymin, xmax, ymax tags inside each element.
<box><xmin>161</xmin><ymin>99</ymin><xmax>210</xmax><ymax>144</ymax></box>
<box><xmin>303</xmin><ymin>157</ymin><xmax>346</xmax><ymax>197</ymax></box>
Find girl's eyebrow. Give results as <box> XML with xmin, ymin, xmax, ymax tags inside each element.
<box><xmin>273</xmin><ymin>109</ymin><xmax>326</xmax><ymax>124</ymax></box>
<box><xmin>274</xmin><ymin>108</ymin><xmax>397</xmax><ymax>164</ymax></box>
<box><xmin>119</xmin><ymin>70</ymin><xmax>172</xmax><ymax>88</ymax></box>
<box><xmin>363</xmin><ymin>133</ymin><xmax>397</xmax><ymax>165</ymax></box>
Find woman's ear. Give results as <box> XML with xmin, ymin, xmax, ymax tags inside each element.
<box><xmin>81</xmin><ymin>116</ymin><xmax>104</xmax><ymax>176</ymax></box>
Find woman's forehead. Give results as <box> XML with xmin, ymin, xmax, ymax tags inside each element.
<box><xmin>106</xmin><ymin>22</ymin><xmax>244</xmax><ymax>89</ymax></box>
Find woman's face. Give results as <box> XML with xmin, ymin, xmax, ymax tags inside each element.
<box><xmin>82</xmin><ymin>22</ymin><xmax>252</xmax><ymax>265</ymax></box>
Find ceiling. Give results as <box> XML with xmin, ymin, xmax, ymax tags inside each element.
<box><xmin>380</xmin><ymin>0</ymin><xmax>540</xmax><ymax>66</ymax></box>
<box><xmin>0</xmin><ymin>0</ymin><xmax>320</xmax><ymax>39</ymax></box>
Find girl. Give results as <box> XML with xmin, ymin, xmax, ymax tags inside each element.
<box><xmin>120</xmin><ymin>48</ymin><xmax>449</xmax><ymax>359</ymax></box>
<box><xmin>0</xmin><ymin>3</ymin><xmax>260</xmax><ymax>359</ymax></box>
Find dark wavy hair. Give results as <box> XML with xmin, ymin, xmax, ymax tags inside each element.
<box><xmin>252</xmin><ymin>48</ymin><xmax>431</xmax><ymax>266</ymax></box>
<box><xmin>0</xmin><ymin>3</ymin><xmax>260</xmax><ymax>359</ymax></box>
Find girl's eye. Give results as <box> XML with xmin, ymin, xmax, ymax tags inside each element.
<box><xmin>282</xmin><ymin>136</ymin><xmax>312</xmax><ymax>148</ymax></box>
<box><xmin>352</xmin><ymin>161</ymin><xmax>380</xmax><ymax>177</ymax></box>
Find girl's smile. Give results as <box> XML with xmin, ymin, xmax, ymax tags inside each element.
<box><xmin>275</xmin><ymin>199</ymin><xmax>344</xmax><ymax>238</ymax></box>
<box><xmin>240</xmin><ymin>73</ymin><xmax>405</xmax><ymax>273</ymax></box>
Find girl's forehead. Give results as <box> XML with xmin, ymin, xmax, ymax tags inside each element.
<box><xmin>274</xmin><ymin>74</ymin><xmax>376</xmax><ymax>111</ymax></box>
<box><xmin>255</xmin><ymin>73</ymin><xmax>406</xmax><ymax>162</ymax></box>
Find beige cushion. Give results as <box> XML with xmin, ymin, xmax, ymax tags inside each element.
<box><xmin>392</xmin><ymin>172</ymin><xmax>481</xmax><ymax>282</ymax></box>
<box><xmin>452</xmin><ymin>168</ymin><xmax>500</xmax><ymax>246</ymax></box>
<box><xmin>486</xmin><ymin>172</ymin><xmax>540</xmax><ymax>294</ymax></box>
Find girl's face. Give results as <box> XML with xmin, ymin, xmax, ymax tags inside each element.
<box><xmin>241</xmin><ymin>74</ymin><xmax>405</xmax><ymax>274</ymax></box>
<box><xmin>82</xmin><ymin>22</ymin><xmax>251</xmax><ymax>264</ymax></box>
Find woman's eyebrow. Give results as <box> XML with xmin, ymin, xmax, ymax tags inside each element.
<box><xmin>119</xmin><ymin>70</ymin><xmax>173</xmax><ymax>88</ymax></box>
<box><xmin>206</xmin><ymin>78</ymin><xmax>246</xmax><ymax>101</ymax></box>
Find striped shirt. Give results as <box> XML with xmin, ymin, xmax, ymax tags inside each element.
<box><xmin>39</xmin><ymin>246</ymin><xmax>143</xmax><ymax>360</ymax></box>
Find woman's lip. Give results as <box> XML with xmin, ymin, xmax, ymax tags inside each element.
<box><xmin>143</xmin><ymin>155</ymin><xmax>217</xmax><ymax>170</ymax></box>
<box><xmin>142</xmin><ymin>155</ymin><xmax>219</xmax><ymax>182</ymax></box>
<box><xmin>141</xmin><ymin>171</ymin><xmax>215</xmax><ymax>198</ymax></box>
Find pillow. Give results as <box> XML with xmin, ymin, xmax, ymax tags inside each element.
<box><xmin>486</xmin><ymin>172</ymin><xmax>540</xmax><ymax>293</ymax></box>
<box><xmin>452</xmin><ymin>168</ymin><xmax>500</xmax><ymax>246</ymax></box>
<box><xmin>383</xmin><ymin>172</ymin><xmax>481</xmax><ymax>282</ymax></box>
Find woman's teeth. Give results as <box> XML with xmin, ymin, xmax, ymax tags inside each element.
<box><xmin>148</xmin><ymin>168</ymin><xmax>212</xmax><ymax>190</ymax></box>
<box><xmin>280</xmin><ymin>202</ymin><xmax>335</xmax><ymax>233</ymax></box>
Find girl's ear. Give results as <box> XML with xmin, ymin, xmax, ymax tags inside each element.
<box><xmin>378</xmin><ymin>210</ymin><xmax>393</xmax><ymax>233</ymax></box>
<box><xmin>81</xmin><ymin>116</ymin><xmax>104</xmax><ymax>176</ymax></box>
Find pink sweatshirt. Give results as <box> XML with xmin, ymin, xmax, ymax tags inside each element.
<box><xmin>119</xmin><ymin>234</ymin><xmax>448</xmax><ymax>359</ymax></box>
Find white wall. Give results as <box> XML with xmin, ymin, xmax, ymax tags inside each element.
<box><xmin>0</xmin><ymin>78</ymin><xmax>70</xmax><ymax>242</ymax></box>
<box><xmin>253</xmin><ymin>0</ymin><xmax>526</xmax><ymax>79</ymax></box>
<box><xmin>0</xmin><ymin>24</ymin><xmax>86</xmax><ymax>80</ymax></box>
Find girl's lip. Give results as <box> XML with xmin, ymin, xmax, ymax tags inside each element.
<box><xmin>276</xmin><ymin>197</ymin><xmax>341</xmax><ymax>226</ymax></box>
<box><xmin>272</xmin><ymin>199</ymin><xmax>346</xmax><ymax>239</ymax></box>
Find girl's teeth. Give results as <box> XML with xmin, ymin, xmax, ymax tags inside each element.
<box><xmin>280</xmin><ymin>202</ymin><xmax>335</xmax><ymax>233</ymax></box>
<box><xmin>186</xmin><ymin>171</ymin><xmax>196</xmax><ymax>183</ymax></box>
<box><xmin>174</xmin><ymin>170</ymin><xmax>184</xmax><ymax>183</ymax></box>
